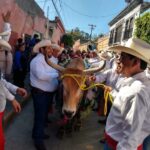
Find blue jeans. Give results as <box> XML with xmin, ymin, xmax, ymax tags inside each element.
<box><xmin>104</xmin><ymin>142</ymin><xmax>113</xmax><ymax>150</ymax></box>
<box><xmin>143</xmin><ymin>135</ymin><xmax>150</xmax><ymax>150</ymax></box>
<box><xmin>32</xmin><ymin>89</ymin><xmax>53</xmax><ymax>144</ymax></box>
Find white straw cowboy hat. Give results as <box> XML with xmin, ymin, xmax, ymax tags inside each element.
<box><xmin>33</xmin><ymin>39</ymin><xmax>52</xmax><ymax>53</ymax></box>
<box><xmin>108</xmin><ymin>38</ymin><xmax>150</xmax><ymax>65</ymax></box>
<box><xmin>0</xmin><ymin>37</ymin><xmax>12</xmax><ymax>51</ymax></box>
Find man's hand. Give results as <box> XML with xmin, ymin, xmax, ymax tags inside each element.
<box><xmin>2</xmin><ymin>11</ymin><xmax>11</xmax><ymax>22</ymax></box>
<box><xmin>86</xmin><ymin>75</ymin><xmax>96</xmax><ymax>86</ymax></box>
<box><xmin>87</xmin><ymin>75</ymin><xmax>96</xmax><ymax>82</ymax></box>
<box><xmin>104</xmin><ymin>85</ymin><xmax>112</xmax><ymax>93</ymax></box>
<box><xmin>11</xmin><ymin>99</ymin><xmax>21</xmax><ymax>113</ymax></box>
<box><xmin>16</xmin><ymin>88</ymin><xmax>28</xmax><ymax>98</ymax></box>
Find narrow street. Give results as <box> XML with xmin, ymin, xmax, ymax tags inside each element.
<box><xmin>5</xmin><ymin>100</ymin><xmax>105</xmax><ymax>150</ymax></box>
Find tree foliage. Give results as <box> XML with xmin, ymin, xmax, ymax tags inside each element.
<box><xmin>67</xmin><ymin>27</ymin><xmax>104</xmax><ymax>44</ymax></box>
<box><xmin>69</xmin><ymin>27</ymin><xmax>90</xmax><ymax>43</ymax></box>
<box><xmin>60</xmin><ymin>34</ymin><xmax>74</xmax><ymax>48</ymax></box>
<box><xmin>93</xmin><ymin>33</ymin><xmax>104</xmax><ymax>42</ymax></box>
<box><xmin>61</xmin><ymin>27</ymin><xmax>104</xmax><ymax>48</ymax></box>
<box><xmin>134</xmin><ymin>12</ymin><xmax>150</xmax><ymax>44</ymax></box>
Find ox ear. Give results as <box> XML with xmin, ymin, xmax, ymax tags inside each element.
<box><xmin>44</xmin><ymin>54</ymin><xmax>65</xmax><ymax>72</ymax></box>
<box><xmin>83</xmin><ymin>60</ymin><xmax>106</xmax><ymax>75</ymax></box>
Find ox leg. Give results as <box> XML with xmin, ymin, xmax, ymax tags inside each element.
<box><xmin>56</xmin><ymin>126</ymin><xmax>65</xmax><ymax>139</ymax></box>
<box><xmin>55</xmin><ymin>82</ymin><xmax>63</xmax><ymax>115</ymax></box>
<box><xmin>73</xmin><ymin>112</ymin><xmax>82</xmax><ymax>132</ymax></box>
<box><xmin>65</xmin><ymin>120</ymin><xmax>73</xmax><ymax>137</ymax></box>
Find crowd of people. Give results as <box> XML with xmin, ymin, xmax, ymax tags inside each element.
<box><xmin>0</xmin><ymin>11</ymin><xmax>150</xmax><ymax>150</ymax></box>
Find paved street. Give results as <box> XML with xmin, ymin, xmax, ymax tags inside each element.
<box><xmin>5</xmin><ymin>100</ymin><xmax>105</xmax><ymax>150</ymax></box>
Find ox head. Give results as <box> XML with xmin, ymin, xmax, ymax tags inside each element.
<box><xmin>62</xmin><ymin>68</ymin><xmax>85</xmax><ymax>118</ymax></box>
<box><xmin>45</xmin><ymin>55</ymin><xmax>105</xmax><ymax>119</ymax></box>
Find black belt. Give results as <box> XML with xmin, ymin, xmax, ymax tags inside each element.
<box><xmin>31</xmin><ymin>86</ymin><xmax>53</xmax><ymax>94</ymax></box>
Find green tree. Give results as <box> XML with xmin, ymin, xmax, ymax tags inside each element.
<box><xmin>134</xmin><ymin>12</ymin><xmax>150</xmax><ymax>44</ymax></box>
<box><xmin>69</xmin><ymin>27</ymin><xmax>90</xmax><ymax>43</ymax></box>
<box><xmin>93</xmin><ymin>33</ymin><xmax>104</xmax><ymax>42</ymax></box>
<box><xmin>60</xmin><ymin>34</ymin><xmax>74</xmax><ymax>48</ymax></box>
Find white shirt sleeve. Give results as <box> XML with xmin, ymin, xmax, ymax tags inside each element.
<box><xmin>95</xmin><ymin>69</ymin><xmax>111</xmax><ymax>83</ymax></box>
<box><xmin>1</xmin><ymin>79</ymin><xmax>18</xmax><ymax>94</ymax></box>
<box><xmin>4</xmin><ymin>86</ymin><xmax>15</xmax><ymax>101</ymax></box>
<box><xmin>117</xmin><ymin>90</ymin><xmax>148</xmax><ymax>150</ymax></box>
<box><xmin>0</xmin><ymin>81</ymin><xmax>15</xmax><ymax>101</ymax></box>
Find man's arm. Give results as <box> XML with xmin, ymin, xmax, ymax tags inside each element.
<box><xmin>31</xmin><ymin>60</ymin><xmax>59</xmax><ymax>81</ymax></box>
<box><xmin>1</xmin><ymin>79</ymin><xmax>27</xmax><ymax>98</ymax></box>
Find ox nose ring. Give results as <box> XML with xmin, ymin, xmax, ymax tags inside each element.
<box><xmin>64</xmin><ymin>110</ymin><xmax>74</xmax><ymax>118</ymax></box>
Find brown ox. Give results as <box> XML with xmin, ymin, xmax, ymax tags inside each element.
<box><xmin>45</xmin><ymin>56</ymin><xmax>105</xmax><ymax>119</ymax></box>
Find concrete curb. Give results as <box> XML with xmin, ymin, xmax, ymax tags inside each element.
<box><xmin>3</xmin><ymin>94</ymin><xmax>31</xmax><ymax>129</ymax></box>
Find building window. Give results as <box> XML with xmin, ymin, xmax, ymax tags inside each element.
<box><xmin>114</xmin><ymin>24</ymin><xmax>122</xmax><ymax>43</ymax></box>
<box><xmin>109</xmin><ymin>30</ymin><xmax>114</xmax><ymax>45</ymax></box>
<box><xmin>123</xmin><ymin>17</ymin><xmax>134</xmax><ymax>40</ymax></box>
<box><xmin>49</xmin><ymin>27</ymin><xmax>54</xmax><ymax>37</ymax></box>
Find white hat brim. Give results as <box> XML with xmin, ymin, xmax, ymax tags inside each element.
<box><xmin>109</xmin><ymin>45</ymin><xmax>150</xmax><ymax>64</ymax></box>
<box><xmin>33</xmin><ymin>40</ymin><xmax>52</xmax><ymax>53</ymax></box>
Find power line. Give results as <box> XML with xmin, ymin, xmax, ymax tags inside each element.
<box><xmin>58</xmin><ymin>0</ymin><xmax>62</xmax><ymax>9</ymax></box>
<box><xmin>62</xmin><ymin>2</ymin><xmax>118</xmax><ymax>18</ymax></box>
<box><xmin>51</xmin><ymin>0</ymin><xmax>61</xmax><ymax>19</ymax></box>
<box><xmin>43</xmin><ymin>0</ymin><xmax>47</xmax><ymax>9</ymax></box>
<box><xmin>51</xmin><ymin>0</ymin><xmax>65</xmax><ymax>28</ymax></box>
<box><xmin>36</xmin><ymin>0</ymin><xmax>119</xmax><ymax>18</ymax></box>
<box><xmin>63</xmin><ymin>2</ymin><xmax>98</xmax><ymax>18</ymax></box>
<box><xmin>60</xmin><ymin>2</ymin><xmax>69</xmax><ymax>29</ymax></box>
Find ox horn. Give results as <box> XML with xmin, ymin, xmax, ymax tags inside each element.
<box><xmin>83</xmin><ymin>60</ymin><xmax>106</xmax><ymax>74</ymax></box>
<box><xmin>45</xmin><ymin>54</ymin><xmax>65</xmax><ymax>72</ymax></box>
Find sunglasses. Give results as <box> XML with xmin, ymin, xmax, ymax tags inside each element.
<box><xmin>115</xmin><ymin>52</ymin><xmax>135</xmax><ymax>62</ymax></box>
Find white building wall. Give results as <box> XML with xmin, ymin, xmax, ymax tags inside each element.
<box><xmin>109</xmin><ymin>4</ymin><xmax>141</xmax><ymax>45</ymax></box>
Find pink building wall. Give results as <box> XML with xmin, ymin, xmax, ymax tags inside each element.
<box><xmin>0</xmin><ymin>0</ymin><xmax>46</xmax><ymax>46</ymax></box>
<box><xmin>51</xmin><ymin>17</ymin><xmax>65</xmax><ymax>45</ymax></box>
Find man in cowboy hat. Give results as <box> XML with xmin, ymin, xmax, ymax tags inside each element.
<box><xmin>47</xmin><ymin>44</ymin><xmax>62</xmax><ymax>112</ymax></box>
<box><xmin>104</xmin><ymin>38</ymin><xmax>150</xmax><ymax>150</ymax></box>
<box><xmin>30</xmin><ymin>40</ymin><xmax>60</xmax><ymax>150</ymax></box>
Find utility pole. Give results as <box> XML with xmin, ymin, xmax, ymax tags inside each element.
<box><xmin>88</xmin><ymin>24</ymin><xmax>96</xmax><ymax>41</ymax></box>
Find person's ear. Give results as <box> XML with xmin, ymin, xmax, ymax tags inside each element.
<box><xmin>132</xmin><ymin>58</ymin><xmax>140</xmax><ymax>66</ymax></box>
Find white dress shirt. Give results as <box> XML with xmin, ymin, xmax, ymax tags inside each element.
<box><xmin>50</xmin><ymin>56</ymin><xmax>58</xmax><ymax>65</ymax></box>
<box><xmin>106</xmin><ymin>72</ymin><xmax>150</xmax><ymax>150</ymax></box>
<box><xmin>30</xmin><ymin>53</ymin><xmax>59</xmax><ymax>92</ymax></box>
<box><xmin>0</xmin><ymin>79</ymin><xmax>18</xmax><ymax>112</ymax></box>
